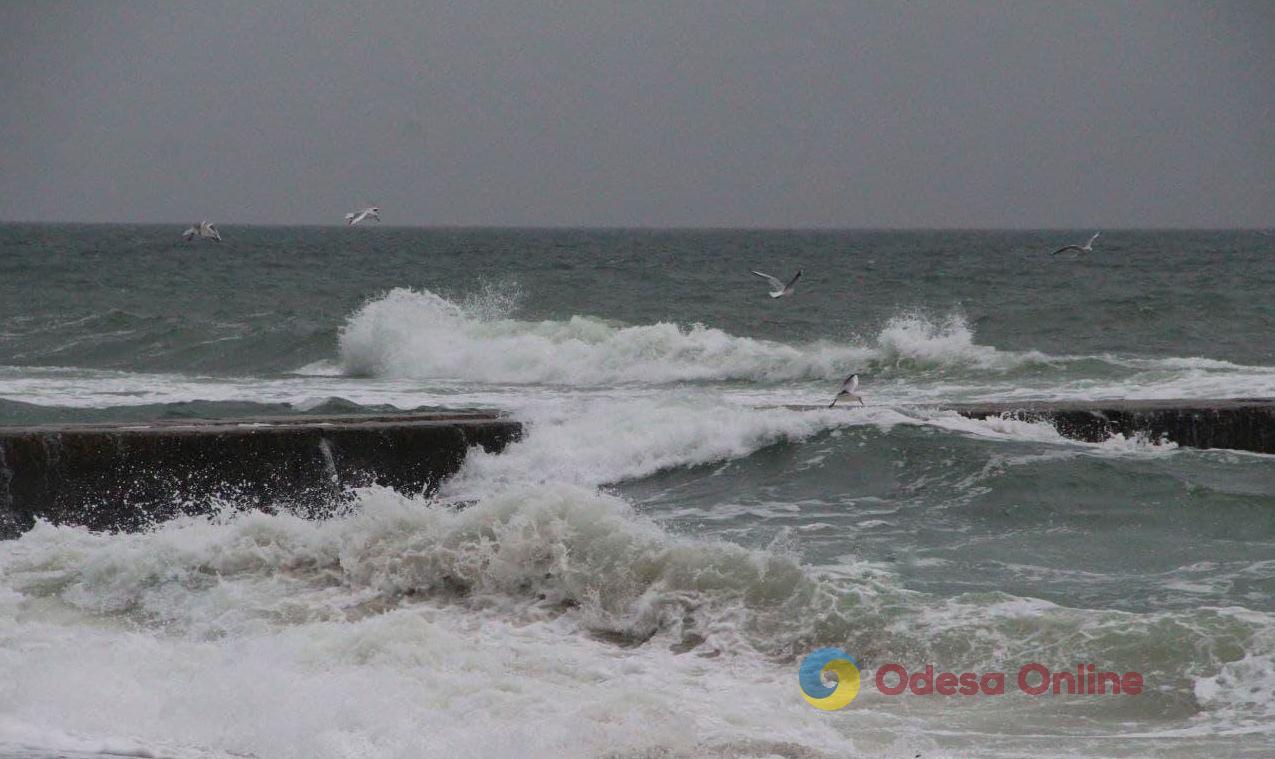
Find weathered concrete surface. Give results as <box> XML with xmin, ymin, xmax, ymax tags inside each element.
<box><xmin>778</xmin><ymin>398</ymin><xmax>1275</xmax><ymax>453</ymax></box>
<box><xmin>948</xmin><ymin>398</ymin><xmax>1275</xmax><ymax>453</ymax></box>
<box><xmin>0</xmin><ymin>411</ymin><xmax>521</xmax><ymax>538</ymax></box>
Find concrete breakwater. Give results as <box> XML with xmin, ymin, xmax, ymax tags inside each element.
<box><xmin>2</xmin><ymin>399</ymin><xmax>1272</xmax><ymax>539</ymax></box>
<box><xmin>775</xmin><ymin>398</ymin><xmax>1275</xmax><ymax>453</ymax></box>
<box><xmin>0</xmin><ymin>411</ymin><xmax>521</xmax><ymax>538</ymax></box>
<box><xmin>948</xmin><ymin>398</ymin><xmax>1275</xmax><ymax>453</ymax></box>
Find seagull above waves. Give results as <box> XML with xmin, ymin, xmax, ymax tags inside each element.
<box><xmin>828</xmin><ymin>373</ymin><xmax>864</xmax><ymax>408</ymax></box>
<box><xmin>345</xmin><ymin>207</ymin><xmax>381</xmax><ymax>225</ymax></box>
<box><xmin>1051</xmin><ymin>232</ymin><xmax>1100</xmax><ymax>256</ymax></box>
<box><xmin>750</xmin><ymin>269</ymin><xmax>802</xmax><ymax>298</ymax></box>
<box><xmin>182</xmin><ymin>221</ymin><xmax>221</xmax><ymax>242</ymax></box>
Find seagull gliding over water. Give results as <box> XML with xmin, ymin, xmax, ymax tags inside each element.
<box><xmin>828</xmin><ymin>373</ymin><xmax>864</xmax><ymax>407</ymax></box>
<box><xmin>750</xmin><ymin>269</ymin><xmax>802</xmax><ymax>298</ymax></box>
<box><xmin>182</xmin><ymin>221</ymin><xmax>221</xmax><ymax>242</ymax></box>
<box><xmin>345</xmin><ymin>207</ymin><xmax>381</xmax><ymax>225</ymax></box>
<box><xmin>1051</xmin><ymin>232</ymin><xmax>1100</xmax><ymax>256</ymax></box>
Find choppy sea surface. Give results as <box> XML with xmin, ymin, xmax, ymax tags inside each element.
<box><xmin>2</xmin><ymin>224</ymin><xmax>1274</xmax><ymax>757</ymax></box>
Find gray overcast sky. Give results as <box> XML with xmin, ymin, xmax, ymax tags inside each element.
<box><xmin>1</xmin><ymin>1</ymin><xmax>1272</xmax><ymax>228</ymax></box>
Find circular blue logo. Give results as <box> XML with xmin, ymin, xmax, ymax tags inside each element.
<box><xmin>798</xmin><ymin>647</ymin><xmax>861</xmax><ymax>710</ymax></box>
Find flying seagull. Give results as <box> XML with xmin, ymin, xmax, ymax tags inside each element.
<box><xmin>182</xmin><ymin>221</ymin><xmax>221</xmax><ymax>242</ymax></box>
<box><xmin>345</xmin><ymin>207</ymin><xmax>381</xmax><ymax>225</ymax></box>
<box><xmin>828</xmin><ymin>373</ymin><xmax>864</xmax><ymax>408</ymax></box>
<box><xmin>1051</xmin><ymin>232</ymin><xmax>1100</xmax><ymax>256</ymax></box>
<box><xmin>750</xmin><ymin>269</ymin><xmax>802</xmax><ymax>298</ymax></box>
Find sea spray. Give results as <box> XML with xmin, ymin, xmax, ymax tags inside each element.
<box><xmin>442</xmin><ymin>398</ymin><xmax>856</xmax><ymax>496</ymax></box>
<box><xmin>0</xmin><ymin>484</ymin><xmax>860</xmax><ymax>656</ymax></box>
<box><xmin>336</xmin><ymin>288</ymin><xmax>1058</xmax><ymax>385</ymax></box>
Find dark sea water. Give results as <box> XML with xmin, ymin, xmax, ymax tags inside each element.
<box><xmin>2</xmin><ymin>224</ymin><xmax>1274</xmax><ymax>757</ymax></box>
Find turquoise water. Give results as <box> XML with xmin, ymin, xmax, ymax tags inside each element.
<box><xmin>1</xmin><ymin>224</ymin><xmax>1274</xmax><ymax>757</ymax></box>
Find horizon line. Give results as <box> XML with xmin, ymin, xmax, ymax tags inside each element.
<box><xmin>1</xmin><ymin>219</ymin><xmax>1271</xmax><ymax>233</ymax></box>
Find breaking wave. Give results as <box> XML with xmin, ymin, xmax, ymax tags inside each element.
<box><xmin>443</xmin><ymin>398</ymin><xmax>850</xmax><ymax>496</ymax></box>
<box><xmin>0</xmin><ymin>485</ymin><xmax>858</xmax><ymax>757</ymax></box>
<box><xmin>3</xmin><ymin>483</ymin><xmax>1272</xmax><ymax>757</ymax></box>
<box><xmin>336</xmin><ymin>287</ymin><xmax>1050</xmax><ymax>385</ymax></box>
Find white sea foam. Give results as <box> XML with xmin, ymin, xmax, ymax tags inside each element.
<box><xmin>0</xmin><ymin>485</ymin><xmax>852</xmax><ymax>653</ymax></box>
<box><xmin>2</xmin><ymin>485</ymin><xmax>1272</xmax><ymax>756</ymax></box>
<box><xmin>911</xmin><ymin>409</ymin><xmax>1184</xmax><ymax>454</ymax></box>
<box><xmin>0</xmin><ymin>486</ymin><xmax>874</xmax><ymax>758</ymax></box>
<box><xmin>335</xmin><ymin>288</ymin><xmax>1058</xmax><ymax>386</ymax></box>
<box><xmin>9</xmin><ymin>289</ymin><xmax>1275</xmax><ymax>413</ymax></box>
<box><xmin>443</xmin><ymin>398</ymin><xmax>858</xmax><ymax>496</ymax></box>
<box><xmin>327</xmin><ymin>288</ymin><xmax>1275</xmax><ymax>407</ymax></box>
<box><xmin>336</xmin><ymin>287</ymin><xmax>861</xmax><ymax>384</ymax></box>
<box><xmin>873</xmin><ymin>312</ymin><xmax>1050</xmax><ymax>370</ymax></box>
<box><xmin>1193</xmin><ymin>608</ymin><xmax>1275</xmax><ymax>734</ymax></box>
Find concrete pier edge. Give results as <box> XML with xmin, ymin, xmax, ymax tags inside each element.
<box><xmin>777</xmin><ymin>398</ymin><xmax>1275</xmax><ymax>453</ymax></box>
<box><xmin>0</xmin><ymin>410</ymin><xmax>522</xmax><ymax>538</ymax></box>
<box><xmin>3</xmin><ymin>399</ymin><xmax>1274</xmax><ymax>538</ymax></box>
<box><xmin>945</xmin><ymin>398</ymin><xmax>1275</xmax><ymax>453</ymax></box>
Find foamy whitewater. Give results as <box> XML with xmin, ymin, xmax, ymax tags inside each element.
<box><xmin>3</xmin><ymin>226</ymin><xmax>1275</xmax><ymax>757</ymax></box>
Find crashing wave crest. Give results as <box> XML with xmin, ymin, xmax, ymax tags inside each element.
<box><xmin>337</xmin><ymin>287</ymin><xmax>1044</xmax><ymax>385</ymax></box>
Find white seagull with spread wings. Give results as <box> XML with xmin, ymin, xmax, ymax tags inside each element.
<box><xmin>182</xmin><ymin>221</ymin><xmax>221</xmax><ymax>242</ymax></box>
<box><xmin>828</xmin><ymin>373</ymin><xmax>864</xmax><ymax>408</ymax></box>
<box><xmin>750</xmin><ymin>269</ymin><xmax>802</xmax><ymax>298</ymax></box>
<box><xmin>345</xmin><ymin>207</ymin><xmax>381</xmax><ymax>225</ymax></box>
<box><xmin>1051</xmin><ymin>232</ymin><xmax>1100</xmax><ymax>256</ymax></box>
